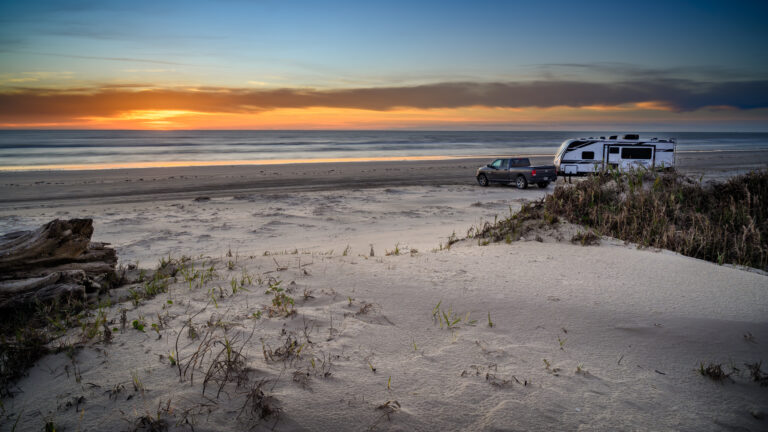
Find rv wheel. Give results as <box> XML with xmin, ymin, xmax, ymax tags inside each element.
<box><xmin>477</xmin><ymin>174</ymin><xmax>489</xmax><ymax>187</ymax></box>
<box><xmin>537</xmin><ymin>181</ymin><xmax>549</xmax><ymax>188</ymax></box>
<box><xmin>515</xmin><ymin>175</ymin><xmax>528</xmax><ymax>189</ymax></box>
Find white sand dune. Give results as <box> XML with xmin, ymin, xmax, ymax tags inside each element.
<box><xmin>3</xmin><ymin>239</ymin><xmax>767</xmax><ymax>431</ymax></box>
<box><xmin>1</xmin><ymin>156</ymin><xmax>767</xmax><ymax>431</ymax></box>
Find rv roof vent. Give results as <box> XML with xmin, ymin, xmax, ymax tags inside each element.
<box><xmin>600</xmin><ymin>136</ymin><xmax>605</xmax><ymax>139</ymax></box>
<box><xmin>623</xmin><ymin>134</ymin><xmax>639</xmax><ymax>140</ymax></box>
<box><xmin>651</xmin><ymin>137</ymin><xmax>658</xmax><ymax>141</ymax></box>
<box><xmin>609</xmin><ymin>135</ymin><xmax>617</xmax><ymax>140</ymax></box>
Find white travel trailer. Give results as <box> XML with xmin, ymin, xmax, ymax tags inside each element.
<box><xmin>554</xmin><ymin>134</ymin><xmax>676</xmax><ymax>175</ymax></box>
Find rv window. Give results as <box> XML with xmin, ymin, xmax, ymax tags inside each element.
<box><xmin>621</xmin><ymin>147</ymin><xmax>652</xmax><ymax>160</ymax></box>
<box><xmin>582</xmin><ymin>151</ymin><xmax>594</xmax><ymax>160</ymax></box>
<box><xmin>609</xmin><ymin>147</ymin><xmax>619</xmax><ymax>154</ymax></box>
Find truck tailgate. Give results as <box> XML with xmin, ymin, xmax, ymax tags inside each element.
<box><xmin>531</xmin><ymin>165</ymin><xmax>557</xmax><ymax>178</ymax></box>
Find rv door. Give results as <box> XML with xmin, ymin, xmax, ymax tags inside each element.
<box><xmin>607</xmin><ymin>146</ymin><xmax>621</xmax><ymax>169</ymax></box>
<box><xmin>620</xmin><ymin>147</ymin><xmax>654</xmax><ymax>171</ymax></box>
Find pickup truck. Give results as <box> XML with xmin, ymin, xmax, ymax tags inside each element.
<box><xmin>476</xmin><ymin>158</ymin><xmax>557</xmax><ymax>189</ymax></box>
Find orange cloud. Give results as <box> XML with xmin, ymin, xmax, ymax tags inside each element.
<box><xmin>0</xmin><ymin>80</ymin><xmax>765</xmax><ymax>129</ymax></box>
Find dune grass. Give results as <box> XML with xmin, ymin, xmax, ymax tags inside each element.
<box><xmin>475</xmin><ymin>169</ymin><xmax>768</xmax><ymax>270</ymax></box>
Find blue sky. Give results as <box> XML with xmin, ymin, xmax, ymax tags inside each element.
<box><xmin>3</xmin><ymin>0</ymin><xmax>767</xmax><ymax>86</ymax></box>
<box><xmin>1</xmin><ymin>0</ymin><xmax>767</xmax><ymax>129</ymax></box>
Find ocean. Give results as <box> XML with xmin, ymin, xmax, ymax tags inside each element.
<box><xmin>1</xmin><ymin>130</ymin><xmax>767</xmax><ymax>170</ymax></box>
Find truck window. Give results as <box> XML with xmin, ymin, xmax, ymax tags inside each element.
<box><xmin>490</xmin><ymin>159</ymin><xmax>504</xmax><ymax>169</ymax></box>
<box><xmin>621</xmin><ymin>147</ymin><xmax>652</xmax><ymax>160</ymax></box>
<box><xmin>510</xmin><ymin>158</ymin><xmax>530</xmax><ymax>167</ymax></box>
<box><xmin>582</xmin><ymin>151</ymin><xmax>594</xmax><ymax>160</ymax></box>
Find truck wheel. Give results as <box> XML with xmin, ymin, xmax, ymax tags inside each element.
<box><xmin>537</xmin><ymin>181</ymin><xmax>549</xmax><ymax>188</ymax></box>
<box><xmin>477</xmin><ymin>174</ymin><xmax>489</xmax><ymax>187</ymax></box>
<box><xmin>515</xmin><ymin>175</ymin><xmax>528</xmax><ymax>189</ymax></box>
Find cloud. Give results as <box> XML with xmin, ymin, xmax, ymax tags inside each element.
<box><xmin>0</xmin><ymin>50</ymin><xmax>189</xmax><ymax>65</ymax></box>
<box><xmin>0</xmin><ymin>79</ymin><xmax>766</xmax><ymax>120</ymax></box>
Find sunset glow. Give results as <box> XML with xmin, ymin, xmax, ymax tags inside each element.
<box><xmin>2</xmin><ymin>103</ymin><xmax>766</xmax><ymax>131</ymax></box>
<box><xmin>1</xmin><ymin>1</ymin><xmax>766</xmax><ymax>131</ymax></box>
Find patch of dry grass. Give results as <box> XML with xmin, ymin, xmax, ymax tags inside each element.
<box><xmin>474</xmin><ymin>169</ymin><xmax>768</xmax><ymax>270</ymax></box>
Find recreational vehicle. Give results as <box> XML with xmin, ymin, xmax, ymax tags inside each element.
<box><xmin>553</xmin><ymin>134</ymin><xmax>676</xmax><ymax>175</ymax></box>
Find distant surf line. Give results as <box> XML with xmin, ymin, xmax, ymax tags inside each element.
<box><xmin>0</xmin><ymin>154</ymin><xmax>530</xmax><ymax>172</ymax></box>
<box><xmin>2</xmin><ymin>148</ymin><xmax>765</xmax><ymax>172</ymax></box>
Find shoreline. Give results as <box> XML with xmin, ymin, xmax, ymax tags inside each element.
<box><xmin>0</xmin><ymin>155</ymin><xmax>496</xmax><ymax>173</ymax></box>
<box><xmin>1</xmin><ymin>148</ymin><xmax>767</xmax><ymax>173</ymax></box>
<box><xmin>1</xmin><ymin>149</ymin><xmax>766</xmax><ymax>209</ymax></box>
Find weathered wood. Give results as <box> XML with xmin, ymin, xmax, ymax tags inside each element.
<box><xmin>0</xmin><ymin>219</ymin><xmax>103</xmax><ymax>278</ymax></box>
<box><xmin>0</xmin><ymin>219</ymin><xmax>118</xmax><ymax>310</ymax></box>
<box><xmin>0</xmin><ymin>270</ymin><xmax>88</xmax><ymax>309</ymax></box>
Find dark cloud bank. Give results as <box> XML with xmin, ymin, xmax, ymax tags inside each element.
<box><xmin>1</xmin><ymin>79</ymin><xmax>767</xmax><ymax>118</ymax></box>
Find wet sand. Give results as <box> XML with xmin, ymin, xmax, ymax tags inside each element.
<box><xmin>1</xmin><ymin>150</ymin><xmax>766</xmax><ymax>209</ymax></box>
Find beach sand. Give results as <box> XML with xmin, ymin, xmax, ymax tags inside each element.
<box><xmin>0</xmin><ymin>150</ymin><xmax>767</xmax><ymax>431</ymax></box>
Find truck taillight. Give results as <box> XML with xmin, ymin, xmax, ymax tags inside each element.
<box><xmin>532</xmin><ymin>169</ymin><xmax>537</xmax><ymax>176</ymax></box>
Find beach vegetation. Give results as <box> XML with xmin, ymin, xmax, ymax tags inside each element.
<box><xmin>385</xmin><ymin>243</ymin><xmax>401</xmax><ymax>256</ymax></box>
<box><xmin>558</xmin><ymin>336</ymin><xmax>567</xmax><ymax>350</ymax></box>
<box><xmin>446</xmin><ymin>231</ymin><xmax>459</xmax><ymax>249</ymax></box>
<box><xmin>202</xmin><ymin>335</ymin><xmax>251</xmax><ymax>398</ymax></box>
<box><xmin>230</xmin><ymin>277</ymin><xmax>247</xmax><ymax>295</ymax></box>
<box><xmin>370</xmin><ymin>400</ymin><xmax>401</xmax><ymax>430</ymax></box>
<box><xmin>0</xmin><ymin>327</ymin><xmax>50</xmax><ymax>398</ymax></box>
<box><xmin>312</xmin><ymin>352</ymin><xmax>333</xmax><ymax>378</ymax></box>
<box><xmin>131</xmin><ymin>413</ymin><xmax>169</xmax><ymax>432</ymax></box>
<box><xmin>432</xmin><ymin>301</ymin><xmax>473</xmax><ymax>330</ymax></box>
<box><xmin>239</xmin><ymin>379</ymin><xmax>279</xmax><ymax>422</ymax></box>
<box><xmin>571</xmin><ymin>230</ymin><xmax>600</xmax><ymax>246</ymax></box>
<box><xmin>699</xmin><ymin>362</ymin><xmax>730</xmax><ymax>382</ymax></box>
<box><xmin>473</xmin><ymin>169</ymin><xmax>768</xmax><ymax>270</ymax></box>
<box><xmin>265</xmin><ymin>280</ymin><xmax>295</xmax><ymax>317</ymax></box>
<box><xmin>131</xmin><ymin>370</ymin><xmax>145</xmax><ymax>394</ymax></box>
<box><xmin>132</xmin><ymin>319</ymin><xmax>146</xmax><ymax>332</ymax></box>
<box><xmin>143</xmin><ymin>272</ymin><xmax>169</xmax><ymax>297</ymax></box>
<box><xmin>128</xmin><ymin>288</ymin><xmax>142</xmax><ymax>306</ymax></box>
<box><xmin>357</xmin><ymin>302</ymin><xmax>374</xmax><ymax>315</ymax></box>
<box><xmin>543</xmin><ymin>358</ymin><xmax>561</xmax><ymax>375</ymax></box>
<box><xmin>261</xmin><ymin>334</ymin><xmax>302</xmax><ymax>364</ymax></box>
<box><xmin>79</xmin><ymin>308</ymin><xmax>107</xmax><ymax>341</ymax></box>
<box><xmin>44</xmin><ymin>418</ymin><xmax>56</xmax><ymax>432</ymax></box>
<box><xmin>745</xmin><ymin>361</ymin><xmax>768</xmax><ymax>386</ymax></box>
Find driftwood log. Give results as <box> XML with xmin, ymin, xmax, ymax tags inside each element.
<box><xmin>0</xmin><ymin>219</ymin><xmax>117</xmax><ymax>309</ymax></box>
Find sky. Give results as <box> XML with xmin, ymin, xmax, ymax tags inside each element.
<box><xmin>0</xmin><ymin>0</ymin><xmax>767</xmax><ymax>130</ymax></box>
